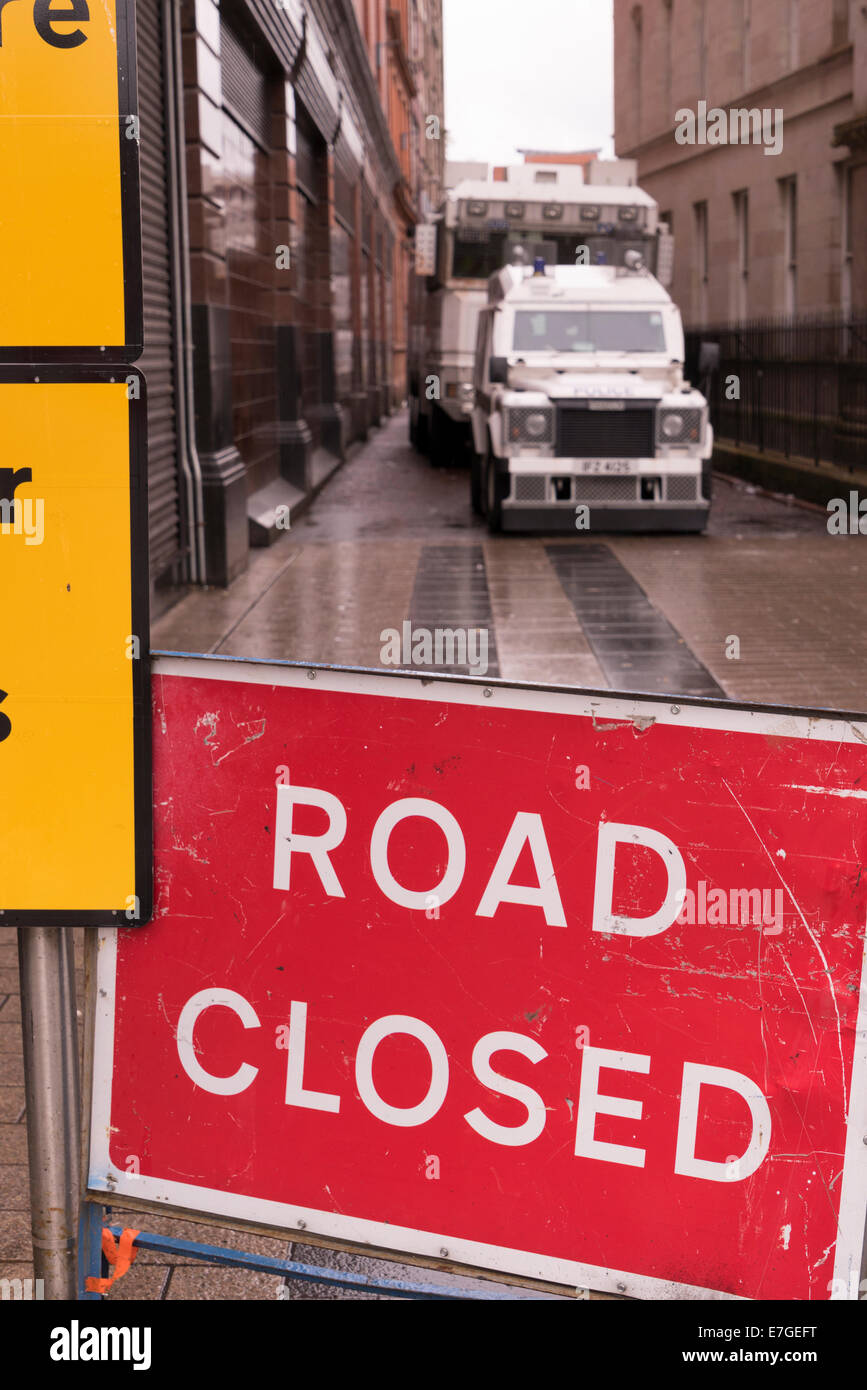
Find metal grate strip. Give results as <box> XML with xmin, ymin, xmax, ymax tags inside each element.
<box><xmin>665</xmin><ymin>475</ymin><xmax>699</xmax><ymax>502</ymax></box>
<box><xmin>407</xmin><ymin>545</ymin><xmax>500</xmax><ymax>678</ymax></box>
<box><xmin>572</xmin><ymin>476</ymin><xmax>638</xmax><ymax>502</ymax></box>
<box><xmin>545</xmin><ymin>543</ymin><xmax>724</xmax><ymax>698</ymax></box>
<box><xmin>514</xmin><ymin>476</ymin><xmax>548</xmax><ymax>502</ymax></box>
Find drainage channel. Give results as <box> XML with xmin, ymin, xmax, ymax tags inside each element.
<box><xmin>406</xmin><ymin>544</ymin><xmax>500</xmax><ymax>679</ymax></box>
<box><xmin>545</xmin><ymin>543</ymin><xmax>724</xmax><ymax>699</ymax></box>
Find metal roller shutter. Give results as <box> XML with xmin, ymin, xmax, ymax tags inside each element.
<box><xmin>135</xmin><ymin>0</ymin><xmax>182</xmax><ymax>589</ymax></box>
<box><xmin>294</xmin><ymin>31</ymin><xmax>339</xmax><ymax>142</ymax></box>
<box><xmin>220</xmin><ymin>21</ymin><xmax>271</xmax><ymax>150</ymax></box>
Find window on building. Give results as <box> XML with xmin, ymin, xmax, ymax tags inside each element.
<box><xmin>741</xmin><ymin>0</ymin><xmax>752</xmax><ymax>89</ymax></box>
<box><xmin>840</xmin><ymin>164</ymin><xmax>854</xmax><ymax>316</ymax></box>
<box><xmin>733</xmin><ymin>190</ymin><xmax>749</xmax><ymax>320</ymax></box>
<box><xmin>631</xmin><ymin>5</ymin><xmax>643</xmax><ymax>139</ymax></box>
<box><xmin>660</xmin><ymin>0</ymin><xmax>673</xmax><ymax>125</ymax></box>
<box><xmin>696</xmin><ymin>0</ymin><xmax>708</xmax><ymax>96</ymax></box>
<box><xmin>788</xmin><ymin>0</ymin><xmax>800</xmax><ymax>69</ymax></box>
<box><xmin>780</xmin><ymin>177</ymin><xmax>798</xmax><ymax>314</ymax></box>
<box><xmin>832</xmin><ymin>0</ymin><xmax>850</xmax><ymax>47</ymax></box>
<box><xmin>694</xmin><ymin>199</ymin><xmax>709</xmax><ymax>324</ymax></box>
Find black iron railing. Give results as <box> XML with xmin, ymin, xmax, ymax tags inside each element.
<box><xmin>685</xmin><ymin>315</ymin><xmax>867</xmax><ymax>471</ymax></box>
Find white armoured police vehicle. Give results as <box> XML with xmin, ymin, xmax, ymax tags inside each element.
<box><xmin>470</xmin><ymin>255</ymin><xmax>712</xmax><ymax>533</ymax></box>
<box><xmin>409</xmin><ymin>160</ymin><xmax>672</xmax><ymax>468</ymax></box>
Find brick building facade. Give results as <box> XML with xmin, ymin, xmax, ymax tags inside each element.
<box><xmin>137</xmin><ymin>0</ymin><xmax>444</xmax><ymax>606</ymax></box>
<box><xmin>613</xmin><ymin>0</ymin><xmax>867</xmax><ymax>327</ymax></box>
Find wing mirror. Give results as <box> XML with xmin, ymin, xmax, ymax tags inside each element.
<box><xmin>698</xmin><ymin>341</ymin><xmax>720</xmax><ymax>377</ymax></box>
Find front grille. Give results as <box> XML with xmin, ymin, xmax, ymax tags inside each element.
<box><xmin>556</xmin><ymin>404</ymin><xmax>655</xmax><ymax>458</ymax></box>
<box><xmin>513</xmin><ymin>475</ymin><xmax>548</xmax><ymax>501</ymax></box>
<box><xmin>666</xmin><ymin>475</ymin><xmax>699</xmax><ymax>501</ymax></box>
<box><xmin>573</xmin><ymin>476</ymin><xmax>638</xmax><ymax>502</ymax></box>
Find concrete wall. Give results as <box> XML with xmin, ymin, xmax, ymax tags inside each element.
<box><xmin>613</xmin><ymin>0</ymin><xmax>867</xmax><ymax>325</ymax></box>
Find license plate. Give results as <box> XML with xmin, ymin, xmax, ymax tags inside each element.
<box><xmin>576</xmin><ymin>459</ymin><xmax>639</xmax><ymax>475</ymax></box>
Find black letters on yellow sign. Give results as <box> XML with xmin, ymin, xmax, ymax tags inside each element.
<box><xmin>0</xmin><ymin>467</ymin><xmax>31</xmax><ymax>503</ymax></box>
<box><xmin>0</xmin><ymin>692</ymin><xmax>10</xmax><ymax>744</ymax></box>
<box><xmin>0</xmin><ymin>0</ymin><xmax>90</xmax><ymax>48</ymax></box>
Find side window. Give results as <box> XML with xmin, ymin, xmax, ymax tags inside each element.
<box><xmin>473</xmin><ymin>312</ymin><xmax>490</xmax><ymax>390</ymax></box>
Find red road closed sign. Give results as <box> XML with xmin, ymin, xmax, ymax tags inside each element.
<box><xmin>88</xmin><ymin>655</ymin><xmax>867</xmax><ymax>1299</ymax></box>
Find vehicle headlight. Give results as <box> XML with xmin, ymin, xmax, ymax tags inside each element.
<box><xmin>508</xmin><ymin>408</ymin><xmax>553</xmax><ymax>443</ymax></box>
<box><xmin>657</xmin><ymin>408</ymin><xmax>702</xmax><ymax>445</ymax></box>
<box><xmin>459</xmin><ymin>382</ymin><xmax>475</xmax><ymax>400</ymax></box>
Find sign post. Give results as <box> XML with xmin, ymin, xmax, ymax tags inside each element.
<box><xmin>17</xmin><ymin>928</ymin><xmax>81</xmax><ymax>1300</ymax></box>
<box><xmin>85</xmin><ymin>656</ymin><xmax>867</xmax><ymax>1300</ymax></box>
<box><xmin>2</xmin><ymin>0</ymin><xmax>147</xmax><ymax>1300</ymax></box>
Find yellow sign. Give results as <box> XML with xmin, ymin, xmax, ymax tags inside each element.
<box><xmin>0</xmin><ymin>371</ymin><xmax>150</xmax><ymax>920</ymax></box>
<box><xmin>0</xmin><ymin>0</ymin><xmax>141</xmax><ymax>357</ymax></box>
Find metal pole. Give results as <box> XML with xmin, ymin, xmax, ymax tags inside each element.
<box><xmin>17</xmin><ymin>927</ymin><xmax>81</xmax><ymax>1300</ymax></box>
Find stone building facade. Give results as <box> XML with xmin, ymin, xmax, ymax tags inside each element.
<box><xmin>135</xmin><ymin>0</ymin><xmax>444</xmax><ymax>607</ymax></box>
<box><xmin>613</xmin><ymin>0</ymin><xmax>867</xmax><ymax>327</ymax></box>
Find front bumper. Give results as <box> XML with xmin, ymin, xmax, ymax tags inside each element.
<box><xmin>501</xmin><ymin>503</ymin><xmax>709</xmax><ymax>533</ymax></box>
<box><xmin>499</xmin><ymin>457</ymin><xmax>710</xmax><ymax>532</ymax></box>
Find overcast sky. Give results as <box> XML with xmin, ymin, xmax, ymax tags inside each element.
<box><xmin>442</xmin><ymin>0</ymin><xmax>615</xmax><ymax>168</ymax></box>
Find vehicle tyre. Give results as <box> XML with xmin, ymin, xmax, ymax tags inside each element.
<box><xmin>485</xmin><ymin>449</ymin><xmax>505</xmax><ymax>534</ymax></box>
<box><xmin>416</xmin><ymin>409</ymin><xmax>429</xmax><ymax>456</ymax></box>
<box><xmin>701</xmin><ymin>459</ymin><xmax>713</xmax><ymax>503</ymax></box>
<box><xmin>429</xmin><ymin>405</ymin><xmax>450</xmax><ymax>468</ymax></box>
<box><xmin>470</xmin><ymin>451</ymin><xmax>483</xmax><ymax>515</ymax></box>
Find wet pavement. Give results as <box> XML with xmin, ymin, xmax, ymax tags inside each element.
<box><xmin>155</xmin><ymin>408</ymin><xmax>867</xmax><ymax>713</ymax></box>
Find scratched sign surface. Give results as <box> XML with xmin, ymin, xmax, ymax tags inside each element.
<box><xmin>88</xmin><ymin>655</ymin><xmax>867</xmax><ymax>1299</ymax></box>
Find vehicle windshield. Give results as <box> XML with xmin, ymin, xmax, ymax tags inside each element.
<box><xmin>450</xmin><ymin>231</ymin><xmax>657</xmax><ymax>279</ymax></box>
<box><xmin>512</xmin><ymin>309</ymin><xmax>667</xmax><ymax>353</ymax></box>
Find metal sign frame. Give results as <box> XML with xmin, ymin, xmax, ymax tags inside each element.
<box><xmin>0</xmin><ymin>0</ymin><xmax>143</xmax><ymax>361</ymax></box>
<box><xmin>1</xmin><ymin>366</ymin><xmax>152</xmax><ymax>925</ymax></box>
<box><xmin>81</xmin><ymin>652</ymin><xmax>867</xmax><ymax>1300</ymax></box>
